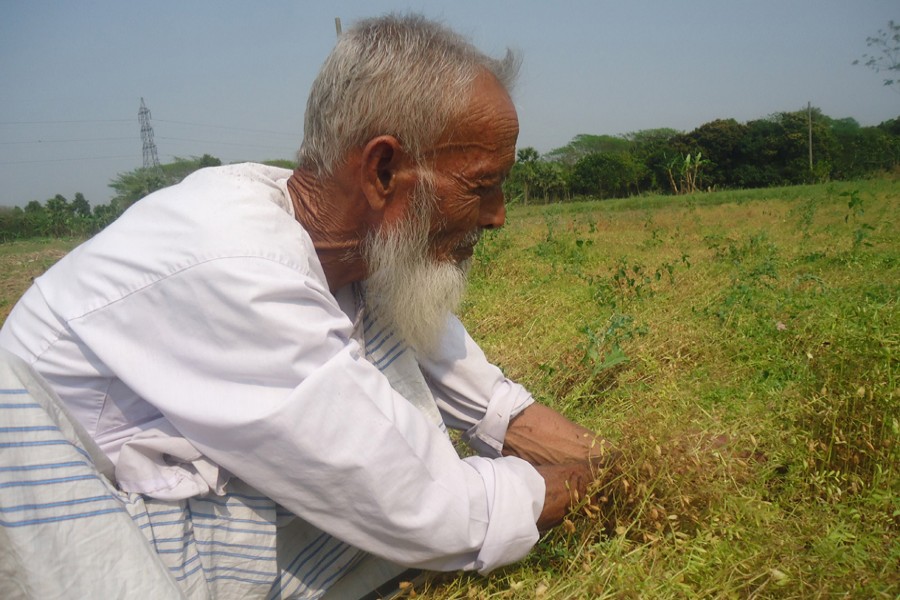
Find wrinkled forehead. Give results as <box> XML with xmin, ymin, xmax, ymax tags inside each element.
<box><xmin>424</xmin><ymin>72</ymin><xmax>519</xmax><ymax>172</ymax></box>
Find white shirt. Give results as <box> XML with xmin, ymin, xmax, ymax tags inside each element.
<box><xmin>0</xmin><ymin>163</ymin><xmax>544</xmax><ymax>574</ymax></box>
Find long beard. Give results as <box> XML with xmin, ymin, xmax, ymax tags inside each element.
<box><xmin>362</xmin><ymin>183</ymin><xmax>475</xmax><ymax>357</ymax></box>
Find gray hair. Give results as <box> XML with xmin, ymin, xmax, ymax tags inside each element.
<box><xmin>298</xmin><ymin>13</ymin><xmax>520</xmax><ymax>176</ymax></box>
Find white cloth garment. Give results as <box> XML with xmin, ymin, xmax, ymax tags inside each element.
<box><xmin>0</xmin><ymin>163</ymin><xmax>544</xmax><ymax>586</ymax></box>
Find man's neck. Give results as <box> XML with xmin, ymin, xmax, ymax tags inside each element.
<box><xmin>286</xmin><ymin>168</ymin><xmax>368</xmax><ymax>292</ymax></box>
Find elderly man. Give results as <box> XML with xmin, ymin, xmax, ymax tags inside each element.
<box><xmin>0</xmin><ymin>14</ymin><xmax>610</xmax><ymax>600</ymax></box>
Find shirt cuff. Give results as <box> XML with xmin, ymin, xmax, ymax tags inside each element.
<box><xmin>461</xmin><ymin>380</ymin><xmax>534</xmax><ymax>458</ymax></box>
<box><xmin>463</xmin><ymin>455</ymin><xmax>544</xmax><ymax>574</ymax></box>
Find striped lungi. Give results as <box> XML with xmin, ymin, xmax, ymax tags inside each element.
<box><xmin>0</xmin><ymin>349</ymin><xmax>406</xmax><ymax>599</ymax></box>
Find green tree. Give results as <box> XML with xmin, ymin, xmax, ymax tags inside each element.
<box><xmin>830</xmin><ymin>118</ymin><xmax>899</xmax><ymax>178</ymax></box>
<box><xmin>262</xmin><ymin>159</ymin><xmax>297</xmax><ymax>169</ymax></box>
<box><xmin>624</xmin><ymin>128</ymin><xmax>682</xmax><ymax>193</ymax></box>
<box><xmin>0</xmin><ymin>207</ymin><xmax>26</xmax><ymax>242</ymax></box>
<box><xmin>665</xmin><ymin>152</ymin><xmax>709</xmax><ymax>194</ymax></box>
<box><xmin>45</xmin><ymin>194</ymin><xmax>74</xmax><ymax>237</ymax></box>
<box><xmin>544</xmin><ymin>134</ymin><xmax>631</xmax><ymax>166</ymax></box>
<box><xmin>571</xmin><ymin>152</ymin><xmax>645</xmax><ymax>199</ymax></box>
<box><xmin>679</xmin><ymin>119</ymin><xmax>748</xmax><ymax>188</ymax></box>
<box><xmin>22</xmin><ymin>200</ymin><xmax>48</xmax><ymax>237</ymax></box>
<box><xmin>109</xmin><ymin>168</ymin><xmax>168</xmax><ymax>209</ymax></box>
<box><xmin>109</xmin><ymin>155</ymin><xmax>223</xmax><ymax>209</ymax></box>
<box><xmin>71</xmin><ymin>193</ymin><xmax>91</xmax><ymax>218</ymax></box>
<box><xmin>508</xmin><ymin>147</ymin><xmax>541</xmax><ymax>205</ymax></box>
<box><xmin>532</xmin><ymin>160</ymin><xmax>570</xmax><ymax>203</ymax></box>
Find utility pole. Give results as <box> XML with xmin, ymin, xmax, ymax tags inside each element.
<box><xmin>139</xmin><ymin>98</ymin><xmax>161</xmax><ymax>171</ymax></box>
<box><xmin>334</xmin><ymin>17</ymin><xmax>342</xmax><ymax>37</ymax></box>
<box><xmin>807</xmin><ymin>101</ymin><xmax>813</xmax><ymax>173</ymax></box>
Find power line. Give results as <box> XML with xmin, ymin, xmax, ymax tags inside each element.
<box><xmin>1</xmin><ymin>117</ymin><xmax>297</xmax><ymax>138</ymax></box>
<box><xmin>0</xmin><ymin>119</ymin><xmax>133</xmax><ymax>125</ymax></box>
<box><xmin>0</xmin><ymin>155</ymin><xmax>141</xmax><ymax>166</ymax></box>
<box><xmin>155</xmin><ymin>119</ymin><xmax>298</xmax><ymax>137</ymax></box>
<box><xmin>0</xmin><ymin>137</ymin><xmax>137</xmax><ymax>145</ymax></box>
<box><xmin>158</xmin><ymin>136</ymin><xmax>294</xmax><ymax>150</ymax></box>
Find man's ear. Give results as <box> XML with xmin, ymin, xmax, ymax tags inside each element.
<box><xmin>360</xmin><ymin>135</ymin><xmax>406</xmax><ymax>212</ymax></box>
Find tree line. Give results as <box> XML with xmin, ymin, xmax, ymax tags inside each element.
<box><xmin>504</xmin><ymin>108</ymin><xmax>900</xmax><ymax>204</ymax></box>
<box><xmin>2</xmin><ymin>107</ymin><xmax>898</xmax><ymax>242</ymax></box>
<box><xmin>0</xmin><ymin>155</ymin><xmax>294</xmax><ymax>242</ymax></box>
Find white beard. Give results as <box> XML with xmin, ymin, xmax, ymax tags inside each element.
<box><xmin>362</xmin><ymin>183</ymin><xmax>476</xmax><ymax>357</ymax></box>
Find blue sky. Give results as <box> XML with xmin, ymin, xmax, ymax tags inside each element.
<box><xmin>1</xmin><ymin>0</ymin><xmax>897</xmax><ymax>207</ymax></box>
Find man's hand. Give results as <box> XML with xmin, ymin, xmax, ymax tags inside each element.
<box><xmin>502</xmin><ymin>403</ymin><xmax>619</xmax><ymax>531</ymax></box>
<box><xmin>532</xmin><ymin>462</ymin><xmax>594</xmax><ymax>531</ymax></box>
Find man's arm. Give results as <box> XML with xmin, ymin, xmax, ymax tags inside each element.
<box><xmin>502</xmin><ymin>402</ymin><xmax>616</xmax><ymax>466</ymax></box>
<box><xmin>503</xmin><ymin>403</ymin><xmax>619</xmax><ymax>530</ymax></box>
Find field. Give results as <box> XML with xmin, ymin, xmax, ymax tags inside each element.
<box><xmin>444</xmin><ymin>179</ymin><xmax>899</xmax><ymax>598</ymax></box>
<box><xmin>1</xmin><ymin>179</ymin><xmax>897</xmax><ymax>598</ymax></box>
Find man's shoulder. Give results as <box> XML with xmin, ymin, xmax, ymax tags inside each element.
<box><xmin>32</xmin><ymin>163</ymin><xmax>322</xmax><ymax>321</ymax></box>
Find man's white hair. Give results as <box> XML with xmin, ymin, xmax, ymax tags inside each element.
<box><xmin>298</xmin><ymin>13</ymin><xmax>521</xmax><ymax>175</ymax></box>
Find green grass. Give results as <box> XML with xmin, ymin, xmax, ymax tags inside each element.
<box><xmin>0</xmin><ymin>237</ymin><xmax>80</xmax><ymax>324</ymax></box>
<box><xmin>442</xmin><ymin>178</ymin><xmax>898</xmax><ymax>598</ymax></box>
<box><xmin>1</xmin><ymin>180</ymin><xmax>897</xmax><ymax>598</ymax></box>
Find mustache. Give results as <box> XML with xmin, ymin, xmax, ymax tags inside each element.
<box><xmin>456</xmin><ymin>228</ymin><xmax>483</xmax><ymax>251</ymax></box>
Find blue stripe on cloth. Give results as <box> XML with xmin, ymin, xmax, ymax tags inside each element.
<box><xmin>270</xmin><ymin>532</ymin><xmax>330</xmax><ymax>599</ymax></box>
<box><xmin>0</xmin><ymin>426</ymin><xmax>60</xmax><ymax>433</ymax></box>
<box><xmin>366</xmin><ymin>329</ymin><xmax>393</xmax><ymax>355</ymax></box>
<box><xmin>198</xmin><ymin>549</ymin><xmax>277</xmax><ymax>561</ymax></box>
<box><xmin>154</xmin><ymin>532</ymin><xmax>193</xmax><ymax>545</ymax></box>
<box><xmin>146</xmin><ymin>508</ymin><xmax>187</xmax><ymax>519</ymax></box>
<box><xmin>191</xmin><ymin>522</ymin><xmax>277</xmax><ymax>536</ymax></box>
<box><xmin>318</xmin><ymin>551</ymin><xmax>364</xmax><ymax>590</ymax></box>
<box><xmin>131</xmin><ymin>513</ymin><xmax>151</xmax><ymax>526</ymax></box>
<box><xmin>208</xmin><ymin>573</ymin><xmax>275</xmax><ymax>585</ymax></box>
<box><xmin>0</xmin><ymin>460</ymin><xmax>87</xmax><ymax>473</ymax></box>
<box><xmin>374</xmin><ymin>341</ymin><xmax>404</xmax><ymax>368</ymax></box>
<box><xmin>141</xmin><ymin>518</ymin><xmax>190</xmax><ymax>528</ymax></box>
<box><xmin>281</xmin><ymin>538</ymin><xmax>351</xmax><ymax>598</ymax></box>
<box><xmin>0</xmin><ymin>473</ymin><xmax>96</xmax><ymax>488</ymax></box>
<box><xmin>171</xmin><ymin>556</ymin><xmax>204</xmax><ymax>582</ymax></box>
<box><xmin>0</xmin><ymin>389</ymin><xmax>28</xmax><ymax>394</ymax></box>
<box><xmin>195</xmin><ymin>538</ymin><xmax>278</xmax><ymax>553</ymax></box>
<box><xmin>190</xmin><ymin>510</ymin><xmax>272</xmax><ymax>526</ymax></box>
<box><xmin>0</xmin><ymin>439</ymin><xmax>73</xmax><ymax>449</ymax></box>
<box><xmin>0</xmin><ymin>494</ymin><xmax>113</xmax><ymax>513</ymax></box>
<box><xmin>157</xmin><ymin>546</ymin><xmax>195</xmax><ymax>555</ymax></box>
<box><xmin>0</xmin><ymin>506</ymin><xmax>124</xmax><ymax>527</ymax></box>
<box><xmin>377</xmin><ymin>347</ymin><xmax>407</xmax><ymax>372</ymax></box>
<box><xmin>305</xmin><ymin>544</ymin><xmax>355</xmax><ymax>591</ymax></box>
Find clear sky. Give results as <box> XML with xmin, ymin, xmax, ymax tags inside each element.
<box><xmin>1</xmin><ymin>0</ymin><xmax>897</xmax><ymax>208</ymax></box>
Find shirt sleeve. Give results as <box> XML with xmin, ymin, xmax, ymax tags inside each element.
<box><xmin>418</xmin><ymin>316</ymin><xmax>535</xmax><ymax>457</ymax></box>
<box><xmin>65</xmin><ymin>256</ymin><xmax>544</xmax><ymax>574</ymax></box>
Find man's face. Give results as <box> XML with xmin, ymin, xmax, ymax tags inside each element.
<box><xmin>362</xmin><ymin>72</ymin><xmax>519</xmax><ymax>356</ymax></box>
<box><xmin>422</xmin><ymin>71</ymin><xmax>520</xmax><ymax>266</ymax></box>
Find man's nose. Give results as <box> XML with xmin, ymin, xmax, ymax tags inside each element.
<box><xmin>480</xmin><ymin>193</ymin><xmax>506</xmax><ymax>229</ymax></box>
